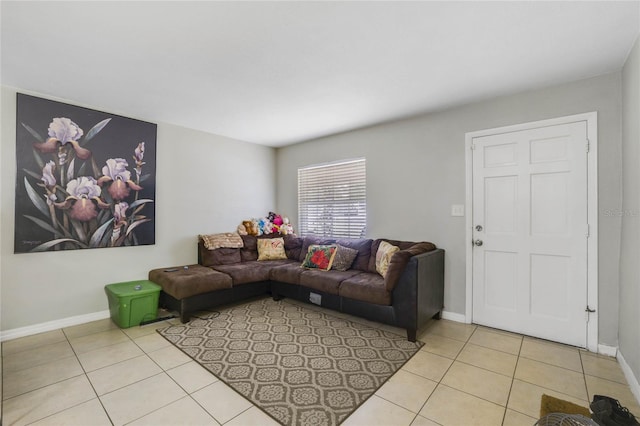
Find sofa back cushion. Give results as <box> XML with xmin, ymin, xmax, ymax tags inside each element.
<box><xmin>240</xmin><ymin>235</ymin><xmax>259</xmax><ymax>261</ymax></box>
<box><xmin>199</xmin><ymin>241</ymin><xmax>241</xmax><ymax>266</ymax></box>
<box><xmin>335</xmin><ymin>238</ymin><xmax>372</xmax><ymax>271</ymax></box>
<box><xmin>283</xmin><ymin>235</ymin><xmax>304</xmax><ymax>260</ymax></box>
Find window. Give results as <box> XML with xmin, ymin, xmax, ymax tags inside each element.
<box><xmin>298</xmin><ymin>158</ymin><xmax>366</xmax><ymax>238</ymax></box>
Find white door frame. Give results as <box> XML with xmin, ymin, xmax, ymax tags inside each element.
<box><xmin>465</xmin><ymin>112</ymin><xmax>598</xmax><ymax>352</ymax></box>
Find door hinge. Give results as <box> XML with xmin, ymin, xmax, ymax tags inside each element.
<box><xmin>586</xmin><ymin>139</ymin><xmax>590</xmax><ymax>153</ymax></box>
<box><xmin>586</xmin><ymin>223</ymin><xmax>590</xmax><ymax>238</ymax></box>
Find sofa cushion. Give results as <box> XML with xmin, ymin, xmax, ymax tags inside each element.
<box><xmin>299</xmin><ymin>269</ymin><xmax>361</xmax><ymax>295</ymax></box>
<box><xmin>213</xmin><ymin>260</ymin><xmax>289</xmax><ymax>285</ymax></box>
<box><xmin>301</xmin><ymin>245</ymin><xmax>338</xmax><ymax>271</ymax></box>
<box><xmin>149</xmin><ymin>264</ymin><xmax>232</xmax><ymax>300</ymax></box>
<box><xmin>299</xmin><ymin>236</ymin><xmax>336</xmax><ymax>261</ymax></box>
<box><xmin>257</xmin><ymin>237</ymin><xmax>287</xmax><ymax>261</ymax></box>
<box><xmin>285</xmin><ymin>236</ymin><xmax>303</xmax><ymax>260</ymax></box>
<box><xmin>335</xmin><ymin>238</ymin><xmax>372</xmax><ymax>272</ymax></box>
<box><xmin>331</xmin><ymin>244</ymin><xmax>359</xmax><ymax>271</ymax></box>
<box><xmin>240</xmin><ymin>235</ymin><xmax>259</xmax><ymax>261</ymax></box>
<box><xmin>339</xmin><ymin>272</ymin><xmax>391</xmax><ymax>306</ymax></box>
<box><xmin>375</xmin><ymin>241</ymin><xmax>400</xmax><ymax>277</ymax></box>
<box><xmin>269</xmin><ymin>261</ymin><xmax>304</xmax><ymax>285</ymax></box>
<box><xmin>199</xmin><ymin>245</ymin><xmax>241</xmax><ymax>266</ymax></box>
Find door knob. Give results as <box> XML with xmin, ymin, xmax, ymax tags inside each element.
<box><xmin>473</xmin><ymin>239</ymin><xmax>483</xmax><ymax>246</ymax></box>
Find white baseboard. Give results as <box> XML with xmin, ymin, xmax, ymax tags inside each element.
<box><xmin>598</xmin><ymin>344</ymin><xmax>618</xmax><ymax>357</ymax></box>
<box><xmin>441</xmin><ymin>310</ymin><xmax>466</xmax><ymax>323</ymax></box>
<box><xmin>0</xmin><ymin>310</ymin><xmax>111</xmax><ymax>342</ymax></box>
<box><xmin>618</xmin><ymin>350</ymin><xmax>640</xmax><ymax>406</ymax></box>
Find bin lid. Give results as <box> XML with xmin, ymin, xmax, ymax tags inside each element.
<box><xmin>105</xmin><ymin>280</ymin><xmax>161</xmax><ymax>296</ymax></box>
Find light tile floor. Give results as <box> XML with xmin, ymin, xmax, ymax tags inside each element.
<box><xmin>2</xmin><ymin>300</ymin><xmax>640</xmax><ymax>426</ymax></box>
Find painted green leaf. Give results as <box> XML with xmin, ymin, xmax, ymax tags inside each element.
<box><xmin>22</xmin><ymin>168</ymin><xmax>41</xmax><ymax>181</ymax></box>
<box><xmin>24</xmin><ymin>177</ymin><xmax>50</xmax><ymax>218</ymax></box>
<box><xmin>82</xmin><ymin>118</ymin><xmax>111</xmax><ymax>145</ymax></box>
<box><xmin>70</xmin><ymin>219</ymin><xmax>87</xmax><ymax>242</ymax></box>
<box><xmin>32</xmin><ymin>149</ymin><xmax>45</xmax><ymax>169</ymax></box>
<box><xmin>30</xmin><ymin>238</ymin><xmax>84</xmax><ymax>252</ymax></box>
<box><xmin>89</xmin><ymin>218</ymin><xmax>113</xmax><ymax>247</ymax></box>
<box><xmin>24</xmin><ymin>215</ymin><xmax>59</xmax><ymax>236</ymax></box>
<box><xmin>78</xmin><ymin>161</ymin><xmax>87</xmax><ymax>176</ymax></box>
<box><xmin>125</xmin><ymin>218</ymin><xmax>151</xmax><ymax>237</ymax></box>
<box><xmin>139</xmin><ymin>174</ymin><xmax>151</xmax><ymax>183</ymax></box>
<box><xmin>128</xmin><ymin>199</ymin><xmax>153</xmax><ymax>211</ymax></box>
<box><xmin>91</xmin><ymin>157</ymin><xmax>101</xmax><ymax>177</ymax></box>
<box><xmin>21</xmin><ymin>123</ymin><xmax>43</xmax><ymax>142</ymax></box>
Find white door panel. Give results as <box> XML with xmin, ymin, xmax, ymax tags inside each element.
<box><xmin>472</xmin><ymin>122</ymin><xmax>588</xmax><ymax>347</ymax></box>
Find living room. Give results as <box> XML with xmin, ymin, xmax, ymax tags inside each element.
<box><xmin>1</xmin><ymin>1</ymin><xmax>640</xmax><ymax>425</ymax></box>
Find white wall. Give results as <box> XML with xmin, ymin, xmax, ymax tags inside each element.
<box><xmin>619</xmin><ymin>35</ymin><xmax>640</xmax><ymax>385</ymax></box>
<box><xmin>0</xmin><ymin>86</ymin><xmax>276</xmax><ymax>331</ymax></box>
<box><xmin>276</xmin><ymin>73</ymin><xmax>623</xmax><ymax>346</ymax></box>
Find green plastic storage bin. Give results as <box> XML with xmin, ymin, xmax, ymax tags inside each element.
<box><xmin>105</xmin><ymin>280</ymin><xmax>161</xmax><ymax>328</ymax></box>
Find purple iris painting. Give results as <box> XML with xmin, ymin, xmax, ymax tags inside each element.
<box><xmin>14</xmin><ymin>94</ymin><xmax>157</xmax><ymax>253</ymax></box>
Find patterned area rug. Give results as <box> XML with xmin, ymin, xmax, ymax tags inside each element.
<box><xmin>158</xmin><ymin>297</ymin><xmax>423</xmax><ymax>426</ymax></box>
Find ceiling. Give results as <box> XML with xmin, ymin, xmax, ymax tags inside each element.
<box><xmin>2</xmin><ymin>1</ymin><xmax>639</xmax><ymax>147</ymax></box>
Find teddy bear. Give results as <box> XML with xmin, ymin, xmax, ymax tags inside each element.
<box><xmin>241</xmin><ymin>220</ymin><xmax>258</xmax><ymax>236</ymax></box>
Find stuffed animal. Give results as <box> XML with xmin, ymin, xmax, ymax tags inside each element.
<box><xmin>237</xmin><ymin>223</ymin><xmax>248</xmax><ymax>235</ymax></box>
<box><xmin>280</xmin><ymin>217</ymin><xmax>295</xmax><ymax>235</ymax></box>
<box><xmin>242</xmin><ymin>220</ymin><xmax>258</xmax><ymax>236</ymax></box>
<box><xmin>267</xmin><ymin>211</ymin><xmax>277</xmax><ymax>222</ymax></box>
<box><xmin>258</xmin><ymin>217</ymin><xmax>274</xmax><ymax>235</ymax></box>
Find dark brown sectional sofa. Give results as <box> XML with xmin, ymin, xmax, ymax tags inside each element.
<box><xmin>150</xmin><ymin>234</ymin><xmax>444</xmax><ymax>341</ymax></box>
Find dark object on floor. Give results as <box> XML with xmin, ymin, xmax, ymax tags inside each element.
<box><xmin>590</xmin><ymin>395</ymin><xmax>640</xmax><ymax>426</ymax></box>
<box><xmin>541</xmin><ymin>394</ymin><xmax>592</xmax><ymax>418</ymax></box>
<box><xmin>535</xmin><ymin>413</ymin><xmax>599</xmax><ymax>426</ymax></box>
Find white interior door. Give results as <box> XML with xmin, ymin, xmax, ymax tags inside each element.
<box><xmin>471</xmin><ymin>121</ymin><xmax>589</xmax><ymax>347</ymax></box>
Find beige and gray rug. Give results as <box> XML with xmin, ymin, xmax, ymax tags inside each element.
<box><xmin>158</xmin><ymin>297</ymin><xmax>423</xmax><ymax>426</ymax></box>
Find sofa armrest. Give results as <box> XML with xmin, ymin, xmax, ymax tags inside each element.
<box><xmin>392</xmin><ymin>248</ymin><xmax>445</xmax><ymax>333</ymax></box>
<box><xmin>384</xmin><ymin>242</ymin><xmax>437</xmax><ymax>291</ymax></box>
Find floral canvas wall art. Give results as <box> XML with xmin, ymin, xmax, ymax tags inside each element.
<box><xmin>14</xmin><ymin>94</ymin><xmax>157</xmax><ymax>253</ymax></box>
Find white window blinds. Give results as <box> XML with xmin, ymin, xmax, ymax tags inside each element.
<box><xmin>298</xmin><ymin>158</ymin><xmax>366</xmax><ymax>238</ymax></box>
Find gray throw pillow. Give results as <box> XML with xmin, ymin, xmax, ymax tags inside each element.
<box><xmin>331</xmin><ymin>245</ymin><xmax>359</xmax><ymax>271</ymax></box>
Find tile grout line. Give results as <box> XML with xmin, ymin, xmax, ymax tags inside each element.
<box><xmin>500</xmin><ymin>333</ymin><xmax>524</xmax><ymax>425</ymax></box>
<box><xmin>412</xmin><ymin>323</ymin><xmax>478</xmax><ymax>424</ymax></box>
<box><xmin>62</xmin><ymin>325</ymin><xmax>116</xmax><ymax>426</ymax></box>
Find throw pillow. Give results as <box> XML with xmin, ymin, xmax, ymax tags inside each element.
<box><xmin>301</xmin><ymin>244</ymin><xmax>337</xmax><ymax>271</ymax></box>
<box><xmin>331</xmin><ymin>245</ymin><xmax>359</xmax><ymax>271</ymax></box>
<box><xmin>375</xmin><ymin>241</ymin><xmax>400</xmax><ymax>277</ymax></box>
<box><xmin>257</xmin><ymin>237</ymin><xmax>288</xmax><ymax>261</ymax></box>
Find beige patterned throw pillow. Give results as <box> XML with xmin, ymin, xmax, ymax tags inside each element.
<box><xmin>375</xmin><ymin>241</ymin><xmax>400</xmax><ymax>277</ymax></box>
<box><xmin>257</xmin><ymin>238</ymin><xmax>288</xmax><ymax>260</ymax></box>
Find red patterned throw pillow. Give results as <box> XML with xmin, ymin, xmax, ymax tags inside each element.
<box><xmin>301</xmin><ymin>244</ymin><xmax>337</xmax><ymax>271</ymax></box>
